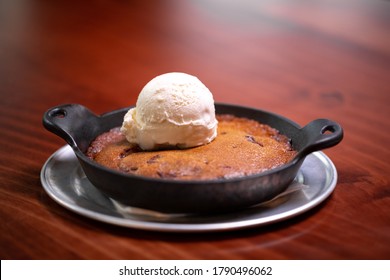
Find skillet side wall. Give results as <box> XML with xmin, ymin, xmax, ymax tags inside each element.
<box><xmin>78</xmin><ymin>154</ymin><xmax>304</xmax><ymax>213</ymax></box>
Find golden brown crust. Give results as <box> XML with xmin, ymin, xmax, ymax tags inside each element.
<box><xmin>86</xmin><ymin>114</ymin><xmax>297</xmax><ymax>180</ymax></box>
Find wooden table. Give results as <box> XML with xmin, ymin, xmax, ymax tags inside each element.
<box><xmin>1</xmin><ymin>0</ymin><xmax>389</xmax><ymax>259</ymax></box>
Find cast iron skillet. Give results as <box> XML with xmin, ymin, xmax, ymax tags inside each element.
<box><xmin>43</xmin><ymin>103</ymin><xmax>343</xmax><ymax>213</ymax></box>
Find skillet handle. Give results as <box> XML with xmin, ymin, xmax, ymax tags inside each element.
<box><xmin>42</xmin><ymin>104</ymin><xmax>99</xmax><ymax>149</ymax></box>
<box><xmin>296</xmin><ymin>119</ymin><xmax>343</xmax><ymax>159</ymax></box>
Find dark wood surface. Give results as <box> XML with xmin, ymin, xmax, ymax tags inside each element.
<box><xmin>1</xmin><ymin>0</ymin><xmax>389</xmax><ymax>259</ymax></box>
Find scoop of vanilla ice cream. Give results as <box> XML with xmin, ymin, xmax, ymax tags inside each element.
<box><xmin>121</xmin><ymin>72</ymin><xmax>218</xmax><ymax>150</ymax></box>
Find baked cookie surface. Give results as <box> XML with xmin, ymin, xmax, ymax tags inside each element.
<box><xmin>87</xmin><ymin>115</ymin><xmax>297</xmax><ymax>180</ymax></box>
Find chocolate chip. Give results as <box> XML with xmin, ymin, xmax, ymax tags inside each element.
<box><xmin>245</xmin><ymin>135</ymin><xmax>264</xmax><ymax>147</ymax></box>
<box><xmin>147</xmin><ymin>154</ymin><xmax>161</xmax><ymax>164</ymax></box>
<box><xmin>245</xmin><ymin>135</ymin><xmax>255</xmax><ymax>142</ymax></box>
<box><xmin>156</xmin><ymin>171</ymin><xmax>177</xmax><ymax>178</ymax></box>
<box><xmin>120</xmin><ymin>146</ymin><xmax>141</xmax><ymax>158</ymax></box>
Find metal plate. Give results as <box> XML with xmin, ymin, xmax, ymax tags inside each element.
<box><xmin>40</xmin><ymin>145</ymin><xmax>338</xmax><ymax>232</ymax></box>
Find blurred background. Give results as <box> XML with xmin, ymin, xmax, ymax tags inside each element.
<box><xmin>2</xmin><ymin>0</ymin><xmax>389</xmax><ymax>123</ymax></box>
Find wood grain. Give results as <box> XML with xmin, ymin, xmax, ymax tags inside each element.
<box><xmin>1</xmin><ymin>0</ymin><xmax>389</xmax><ymax>259</ymax></box>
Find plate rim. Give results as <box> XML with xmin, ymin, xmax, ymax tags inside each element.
<box><xmin>40</xmin><ymin>145</ymin><xmax>337</xmax><ymax>232</ymax></box>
